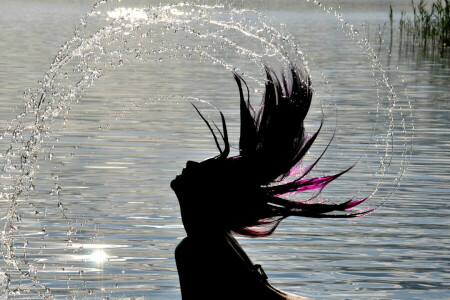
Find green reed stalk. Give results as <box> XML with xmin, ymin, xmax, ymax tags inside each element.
<box><xmin>393</xmin><ymin>0</ymin><xmax>449</xmax><ymax>55</ymax></box>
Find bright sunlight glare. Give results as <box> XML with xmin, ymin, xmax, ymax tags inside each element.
<box><xmin>89</xmin><ymin>249</ymin><xmax>109</xmax><ymax>264</ymax></box>
<box><xmin>106</xmin><ymin>7</ymin><xmax>148</xmax><ymax>22</ymax></box>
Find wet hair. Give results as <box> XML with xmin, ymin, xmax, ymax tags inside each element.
<box><xmin>182</xmin><ymin>65</ymin><xmax>373</xmax><ymax>237</ymax></box>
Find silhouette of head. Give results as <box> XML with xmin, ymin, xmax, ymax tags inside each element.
<box><xmin>171</xmin><ymin>65</ymin><xmax>372</xmax><ymax>237</ymax></box>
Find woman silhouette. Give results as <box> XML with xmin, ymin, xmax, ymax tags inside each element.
<box><xmin>171</xmin><ymin>65</ymin><xmax>371</xmax><ymax>299</ymax></box>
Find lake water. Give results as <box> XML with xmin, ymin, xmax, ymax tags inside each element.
<box><xmin>0</xmin><ymin>1</ymin><xmax>448</xmax><ymax>299</ymax></box>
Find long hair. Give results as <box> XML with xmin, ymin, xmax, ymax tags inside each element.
<box><xmin>191</xmin><ymin>65</ymin><xmax>373</xmax><ymax>237</ymax></box>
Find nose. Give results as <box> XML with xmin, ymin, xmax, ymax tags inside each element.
<box><xmin>186</xmin><ymin>160</ymin><xmax>199</xmax><ymax>168</ymax></box>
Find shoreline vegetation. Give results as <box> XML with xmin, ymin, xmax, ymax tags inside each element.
<box><xmin>390</xmin><ymin>0</ymin><xmax>450</xmax><ymax>57</ymax></box>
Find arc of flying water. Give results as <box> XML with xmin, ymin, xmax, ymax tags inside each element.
<box><xmin>1</xmin><ymin>0</ymin><xmax>396</xmax><ymax>255</ymax></box>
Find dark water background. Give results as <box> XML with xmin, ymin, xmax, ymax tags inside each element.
<box><xmin>0</xmin><ymin>0</ymin><xmax>448</xmax><ymax>299</ymax></box>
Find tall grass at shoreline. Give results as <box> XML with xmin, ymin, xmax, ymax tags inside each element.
<box><xmin>394</xmin><ymin>0</ymin><xmax>449</xmax><ymax>55</ymax></box>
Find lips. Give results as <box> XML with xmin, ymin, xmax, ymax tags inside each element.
<box><xmin>171</xmin><ymin>168</ymin><xmax>186</xmax><ymax>188</ymax></box>
<box><xmin>170</xmin><ymin>176</ymin><xmax>180</xmax><ymax>189</ymax></box>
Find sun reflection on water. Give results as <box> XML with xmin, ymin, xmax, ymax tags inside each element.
<box><xmin>89</xmin><ymin>249</ymin><xmax>109</xmax><ymax>264</ymax></box>
<box><xmin>105</xmin><ymin>6</ymin><xmax>189</xmax><ymax>24</ymax></box>
<box><xmin>106</xmin><ymin>7</ymin><xmax>149</xmax><ymax>22</ymax></box>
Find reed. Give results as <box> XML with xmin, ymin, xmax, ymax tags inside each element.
<box><xmin>395</xmin><ymin>0</ymin><xmax>449</xmax><ymax>55</ymax></box>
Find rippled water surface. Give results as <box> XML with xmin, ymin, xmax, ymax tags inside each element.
<box><xmin>0</xmin><ymin>0</ymin><xmax>449</xmax><ymax>299</ymax></box>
